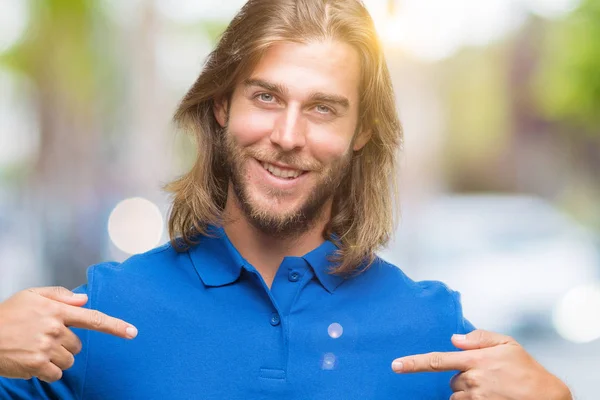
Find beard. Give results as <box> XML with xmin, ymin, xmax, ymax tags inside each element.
<box><xmin>223</xmin><ymin>131</ymin><xmax>352</xmax><ymax>238</ymax></box>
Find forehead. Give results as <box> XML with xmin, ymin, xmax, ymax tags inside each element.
<box><xmin>245</xmin><ymin>40</ymin><xmax>361</xmax><ymax>102</ymax></box>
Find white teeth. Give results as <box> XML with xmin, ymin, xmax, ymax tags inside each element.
<box><xmin>261</xmin><ymin>162</ymin><xmax>302</xmax><ymax>179</ymax></box>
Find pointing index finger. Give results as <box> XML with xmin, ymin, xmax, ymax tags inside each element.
<box><xmin>392</xmin><ymin>350</ymin><xmax>475</xmax><ymax>374</ymax></box>
<box><xmin>60</xmin><ymin>304</ymin><xmax>138</xmax><ymax>339</ymax></box>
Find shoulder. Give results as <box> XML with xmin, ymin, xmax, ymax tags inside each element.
<box><xmin>359</xmin><ymin>256</ymin><xmax>460</xmax><ymax>301</ymax></box>
<box><xmin>87</xmin><ymin>241</ymin><xmax>182</xmax><ymax>279</ymax></box>
<box><xmin>82</xmin><ymin>241</ymin><xmax>198</xmax><ymax>302</ymax></box>
<box><xmin>347</xmin><ymin>256</ymin><xmax>470</xmax><ymax>330</ymax></box>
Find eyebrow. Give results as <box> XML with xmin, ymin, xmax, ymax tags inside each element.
<box><xmin>244</xmin><ymin>79</ymin><xmax>288</xmax><ymax>97</ymax></box>
<box><xmin>308</xmin><ymin>92</ymin><xmax>350</xmax><ymax>110</ymax></box>
<box><xmin>244</xmin><ymin>78</ymin><xmax>350</xmax><ymax>110</ymax></box>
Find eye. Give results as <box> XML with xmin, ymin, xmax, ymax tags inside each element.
<box><xmin>258</xmin><ymin>93</ymin><xmax>276</xmax><ymax>103</ymax></box>
<box><xmin>315</xmin><ymin>104</ymin><xmax>332</xmax><ymax>114</ymax></box>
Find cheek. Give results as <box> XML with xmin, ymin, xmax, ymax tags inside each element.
<box><xmin>308</xmin><ymin>130</ymin><xmax>353</xmax><ymax>164</ymax></box>
<box><xmin>227</xmin><ymin>103</ymin><xmax>274</xmax><ymax>147</ymax></box>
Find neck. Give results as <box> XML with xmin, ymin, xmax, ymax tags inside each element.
<box><xmin>222</xmin><ymin>186</ymin><xmax>331</xmax><ymax>288</ymax></box>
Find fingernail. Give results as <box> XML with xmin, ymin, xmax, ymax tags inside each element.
<box><xmin>391</xmin><ymin>360</ymin><xmax>403</xmax><ymax>372</ymax></box>
<box><xmin>72</xmin><ymin>293</ymin><xmax>88</xmax><ymax>299</ymax></box>
<box><xmin>126</xmin><ymin>326</ymin><xmax>138</xmax><ymax>339</ymax></box>
<box><xmin>453</xmin><ymin>334</ymin><xmax>467</xmax><ymax>342</ymax></box>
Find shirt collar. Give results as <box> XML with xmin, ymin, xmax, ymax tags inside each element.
<box><xmin>302</xmin><ymin>239</ymin><xmax>345</xmax><ymax>293</ymax></box>
<box><xmin>188</xmin><ymin>226</ymin><xmax>246</xmax><ymax>287</ymax></box>
<box><xmin>187</xmin><ymin>226</ymin><xmax>345</xmax><ymax>292</ymax></box>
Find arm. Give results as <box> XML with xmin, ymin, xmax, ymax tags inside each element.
<box><xmin>0</xmin><ymin>284</ymin><xmax>136</xmax><ymax>399</ymax></box>
<box><xmin>391</xmin><ymin>289</ymin><xmax>572</xmax><ymax>399</ymax></box>
<box><xmin>392</xmin><ymin>329</ymin><xmax>572</xmax><ymax>399</ymax></box>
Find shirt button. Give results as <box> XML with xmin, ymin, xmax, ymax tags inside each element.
<box><xmin>288</xmin><ymin>271</ymin><xmax>300</xmax><ymax>282</ymax></box>
<box><xmin>270</xmin><ymin>313</ymin><xmax>281</xmax><ymax>326</ymax></box>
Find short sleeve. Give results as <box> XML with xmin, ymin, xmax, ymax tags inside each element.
<box><xmin>452</xmin><ymin>290</ymin><xmax>476</xmax><ymax>334</ymax></box>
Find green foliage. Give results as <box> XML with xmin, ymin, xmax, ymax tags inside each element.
<box><xmin>440</xmin><ymin>44</ymin><xmax>512</xmax><ymax>162</ymax></box>
<box><xmin>534</xmin><ymin>0</ymin><xmax>600</xmax><ymax>134</ymax></box>
<box><xmin>0</xmin><ymin>0</ymin><xmax>109</xmax><ymax>106</ymax></box>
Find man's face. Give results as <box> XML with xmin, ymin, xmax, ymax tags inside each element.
<box><xmin>216</xmin><ymin>40</ymin><xmax>368</xmax><ymax>236</ymax></box>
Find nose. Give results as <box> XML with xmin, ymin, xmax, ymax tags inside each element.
<box><xmin>270</xmin><ymin>106</ymin><xmax>306</xmax><ymax>152</ymax></box>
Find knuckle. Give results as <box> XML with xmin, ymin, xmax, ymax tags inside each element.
<box><xmin>64</xmin><ymin>353</ymin><xmax>75</xmax><ymax>370</ymax></box>
<box><xmin>464</xmin><ymin>370</ymin><xmax>482</xmax><ymax>388</ymax></box>
<box><xmin>449</xmin><ymin>373</ymin><xmax>461</xmax><ymax>390</ymax></box>
<box><xmin>471</xmin><ymin>392</ymin><xmax>486</xmax><ymax>400</ymax></box>
<box><xmin>88</xmin><ymin>310</ymin><xmax>105</xmax><ymax>329</ymax></box>
<box><xmin>46</xmin><ymin>320</ymin><xmax>63</xmax><ymax>337</ymax></box>
<box><xmin>43</xmin><ymin>369</ymin><xmax>63</xmax><ymax>383</ymax></box>
<box><xmin>14</xmin><ymin>290</ymin><xmax>35</xmax><ymax>304</ymax></box>
<box><xmin>26</xmin><ymin>287</ymin><xmax>40</xmax><ymax>295</ymax></box>
<box><xmin>114</xmin><ymin>319</ymin><xmax>127</xmax><ymax>332</ymax></box>
<box><xmin>54</xmin><ymin>369</ymin><xmax>64</xmax><ymax>381</ymax></box>
<box><xmin>403</xmin><ymin>358</ymin><xmax>416</xmax><ymax>372</ymax></box>
<box><xmin>474</xmin><ymin>329</ymin><xmax>486</xmax><ymax>341</ymax></box>
<box><xmin>428</xmin><ymin>352</ymin><xmax>445</xmax><ymax>371</ymax></box>
<box><xmin>37</xmin><ymin>336</ymin><xmax>53</xmax><ymax>353</ymax></box>
<box><xmin>52</xmin><ymin>286</ymin><xmax>68</xmax><ymax>296</ymax></box>
<box><xmin>45</xmin><ymin>301</ymin><xmax>62</xmax><ymax>317</ymax></box>
<box><xmin>72</xmin><ymin>338</ymin><xmax>83</xmax><ymax>355</ymax></box>
<box><xmin>28</xmin><ymin>353</ymin><xmax>49</xmax><ymax>370</ymax></box>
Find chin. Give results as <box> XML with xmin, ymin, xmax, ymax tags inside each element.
<box><xmin>254</xmin><ymin>199</ymin><xmax>302</xmax><ymax>219</ymax></box>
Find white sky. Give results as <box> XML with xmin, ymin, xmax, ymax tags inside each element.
<box><xmin>151</xmin><ymin>0</ymin><xmax>580</xmax><ymax>61</ymax></box>
<box><xmin>0</xmin><ymin>0</ymin><xmax>581</xmax><ymax>62</ymax></box>
<box><xmin>0</xmin><ymin>0</ymin><xmax>29</xmax><ymax>54</ymax></box>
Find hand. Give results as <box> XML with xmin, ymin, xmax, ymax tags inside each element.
<box><xmin>0</xmin><ymin>286</ymin><xmax>137</xmax><ymax>383</ymax></box>
<box><xmin>391</xmin><ymin>329</ymin><xmax>572</xmax><ymax>400</ymax></box>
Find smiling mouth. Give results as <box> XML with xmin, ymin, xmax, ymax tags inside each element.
<box><xmin>260</xmin><ymin>161</ymin><xmax>306</xmax><ymax>179</ymax></box>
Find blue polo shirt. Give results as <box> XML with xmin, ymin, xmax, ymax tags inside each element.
<box><xmin>0</xmin><ymin>227</ymin><xmax>474</xmax><ymax>399</ymax></box>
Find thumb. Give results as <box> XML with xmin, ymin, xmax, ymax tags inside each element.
<box><xmin>29</xmin><ymin>286</ymin><xmax>88</xmax><ymax>306</ymax></box>
<box><xmin>452</xmin><ymin>329</ymin><xmax>515</xmax><ymax>350</ymax></box>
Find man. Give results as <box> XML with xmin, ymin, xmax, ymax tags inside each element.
<box><xmin>0</xmin><ymin>0</ymin><xmax>572</xmax><ymax>399</ymax></box>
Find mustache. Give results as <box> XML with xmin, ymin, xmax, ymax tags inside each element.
<box><xmin>221</xmin><ymin>130</ymin><xmax>322</xmax><ymax>171</ymax></box>
<box><xmin>246</xmin><ymin>149</ymin><xmax>322</xmax><ymax>171</ymax></box>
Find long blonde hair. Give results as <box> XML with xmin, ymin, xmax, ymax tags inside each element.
<box><xmin>167</xmin><ymin>0</ymin><xmax>402</xmax><ymax>274</ymax></box>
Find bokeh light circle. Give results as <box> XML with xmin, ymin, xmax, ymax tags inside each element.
<box><xmin>328</xmin><ymin>322</ymin><xmax>344</xmax><ymax>339</ymax></box>
<box><xmin>321</xmin><ymin>353</ymin><xmax>337</xmax><ymax>370</ymax></box>
<box><xmin>108</xmin><ymin>197</ymin><xmax>164</xmax><ymax>255</ymax></box>
<box><xmin>552</xmin><ymin>283</ymin><xmax>600</xmax><ymax>344</ymax></box>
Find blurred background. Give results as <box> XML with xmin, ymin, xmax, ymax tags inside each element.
<box><xmin>0</xmin><ymin>0</ymin><xmax>599</xmax><ymax>397</ymax></box>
